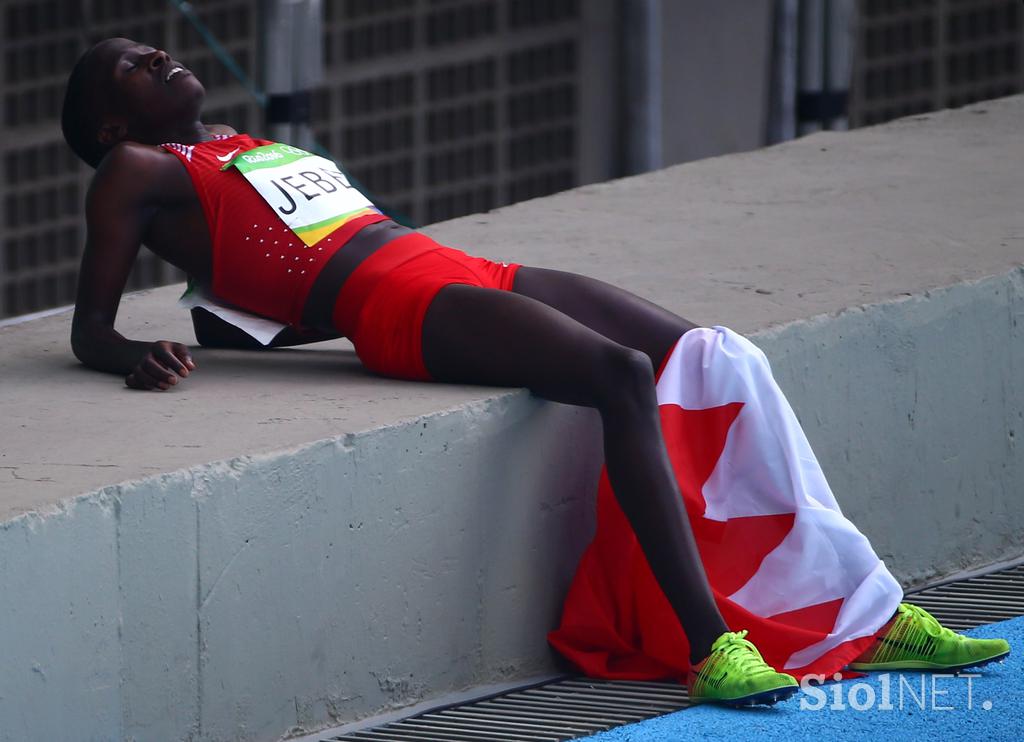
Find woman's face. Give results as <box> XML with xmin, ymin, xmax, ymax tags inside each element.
<box><xmin>91</xmin><ymin>37</ymin><xmax>206</xmax><ymax>143</ymax></box>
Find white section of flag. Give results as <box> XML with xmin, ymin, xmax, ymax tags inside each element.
<box><xmin>657</xmin><ymin>327</ymin><xmax>903</xmax><ymax>670</ymax></box>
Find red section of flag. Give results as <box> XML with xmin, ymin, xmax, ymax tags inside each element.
<box><xmin>660</xmin><ymin>404</ymin><xmax>796</xmax><ymax>596</ymax></box>
<box><xmin>547</xmin><ymin>401</ymin><xmax>867</xmax><ymax>682</ymax></box>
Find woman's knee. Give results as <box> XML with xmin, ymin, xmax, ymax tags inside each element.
<box><xmin>590</xmin><ymin>344</ymin><xmax>657</xmax><ymax>412</ymax></box>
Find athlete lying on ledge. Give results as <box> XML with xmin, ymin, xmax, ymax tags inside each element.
<box><xmin>61</xmin><ymin>37</ymin><xmax>1009</xmax><ymax>707</ymax></box>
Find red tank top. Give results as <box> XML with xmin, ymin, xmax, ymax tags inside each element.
<box><xmin>160</xmin><ymin>133</ymin><xmax>390</xmax><ymax>326</ymax></box>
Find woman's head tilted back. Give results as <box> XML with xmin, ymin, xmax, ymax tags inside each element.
<box><xmin>61</xmin><ymin>37</ymin><xmax>205</xmax><ymax>168</ymax></box>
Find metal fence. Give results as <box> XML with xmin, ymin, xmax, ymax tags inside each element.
<box><xmin>849</xmin><ymin>0</ymin><xmax>1024</xmax><ymax>127</ymax></box>
<box><xmin>1</xmin><ymin>0</ymin><xmax>1022</xmax><ymax>320</ymax></box>
<box><xmin>0</xmin><ymin>0</ymin><xmax>614</xmax><ymax>319</ymax></box>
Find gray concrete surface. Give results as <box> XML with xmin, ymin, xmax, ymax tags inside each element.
<box><xmin>1</xmin><ymin>95</ymin><xmax>1022</xmax><ymax>741</ymax></box>
<box><xmin>758</xmin><ymin>270</ymin><xmax>1023</xmax><ymax>588</ymax></box>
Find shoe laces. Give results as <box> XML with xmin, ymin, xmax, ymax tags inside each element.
<box><xmin>709</xmin><ymin>630</ymin><xmax>777</xmax><ymax>677</ymax></box>
<box><xmin>898</xmin><ymin>602</ymin><xmax>957</xmax><ymax>641</ymax></box>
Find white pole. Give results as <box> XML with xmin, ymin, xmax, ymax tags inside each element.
<box><xmin>797</xmin><ymin>0</ymin><xmax>824</xmax><ymax>136</ymax></box>
<box><xmin>262</xmin><ymin>0</ymin><xmax>322</xmax><ymax>148</ymax></box>
<box><xmin>767</xmin><ymin>0</ymin><xmax>798</xmax><ymax>144</ymax></box>
<box><xmin>827</xmin><ymin>0</ymin><xmax>856</xmax><ymax>132</ymax></box>
<box><xmin>623</xmin><ymin>0</ymin><xmax>662</xmax><ymax>174</ymax></box>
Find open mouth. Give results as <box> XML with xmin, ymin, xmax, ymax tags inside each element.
<box><xmin>165</xmin><ymin>66</ymin><xmax>187</xmax><ymax>83</ymax></box>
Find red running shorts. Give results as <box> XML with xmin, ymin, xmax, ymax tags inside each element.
<box><xmin>331</xmin><ymin>231</ymin><xmax>521</xmax><ymax>381</ymax></box>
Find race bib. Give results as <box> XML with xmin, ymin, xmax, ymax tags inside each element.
<box><xmin>221</xmin><ymin>143</ymin><xmax>381</xmax><ymax>246</ymax></box>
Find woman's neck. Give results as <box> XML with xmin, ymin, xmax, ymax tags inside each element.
<box><xmin>143</xmin><ymin>120</ymin><xmax>215</xmax><ymax>145</ymax></box>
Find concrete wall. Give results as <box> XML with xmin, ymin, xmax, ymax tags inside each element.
<box><xmin>2</xmin><ymin>267</ymin><xmax>1021</xmax><ymax>741</ymax></box>
<box><xmin>0</xmin><ymin>395</ymin><xmax>603</xmax><ymax>742</ymax></box>
<box><xmin>755</xmin><ymin>270</ymin><xmax>1024</xmax><ymax>585</ymax></box>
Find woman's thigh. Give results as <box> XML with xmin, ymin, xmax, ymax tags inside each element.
<box><xmin>421</xmin><ymin>283</ymin><xmax>644</xmax><ymax>408</ymax></box>
<box><xmin>510</xmin><ymin>266</ymin><xmax>698</xmax><ymax>369</ymax></box>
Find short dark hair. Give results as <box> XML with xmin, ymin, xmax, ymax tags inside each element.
<box><xmin>61</xmin><ymin>45</ymin><xmax>109</xmax><ymax>169</ymax></box>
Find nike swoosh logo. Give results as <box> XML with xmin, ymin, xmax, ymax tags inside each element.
<box><xmin>216</xmin><ymin>147</ymin><xmax>240</xmax><ymax>162</ymax></box>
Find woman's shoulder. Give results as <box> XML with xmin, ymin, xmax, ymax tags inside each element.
<box><xmin>206</xmin><ymin>123</ymin><xmax>239</xmax><ymax>137</ymax></box>
<box><xmin>94</xmin><ymin>141</ymin><xmax>180</xmax><ymax>185</ymax></box>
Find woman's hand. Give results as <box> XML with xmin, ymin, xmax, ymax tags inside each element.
<box><xmin>125</xmin><ymin>340</ymin><xmax>197</xmax><ymax>391</ymax></box>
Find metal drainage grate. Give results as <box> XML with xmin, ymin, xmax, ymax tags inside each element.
<box><xmin>901</xmin><ymin>563</ymin><xmax>1024</xmax><ymax>631</ymax></box>
<box><xmin>323</xmin><ymin>562</ymin><xmax>1024</xmax><ymax>742</ymax></box>
<box><xmin>324</xmin><ymin>676</ymin><xmax>687</xmax><ymax>742</ymax></box>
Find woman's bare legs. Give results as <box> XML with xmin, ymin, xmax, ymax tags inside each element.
<box><xmin>421</xmin><ymin>270</ymin><xmax>726</xmax><ymax>663</ymax></box>
<box><xmin>511</xmin><ymin>266</ymin><xmax>698</xmax><ymax>370</ymax></box>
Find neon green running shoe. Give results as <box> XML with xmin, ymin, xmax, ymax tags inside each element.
<box><xmin>687</xmin><ymin>630</ymin><xmax>799</xmax><ymax>707</ymax></box>
<box><xmin>848</xmin><ymin>602</ymin><xmax>1010</xmax><ymax>673</ymax></box>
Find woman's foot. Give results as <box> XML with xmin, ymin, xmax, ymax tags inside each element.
<box><xmin>848</xmin><ymin>602</ymin><xmax>1010</xmax><ymax>673</ymax></box>
<box><xmin>687</xmin><ymin>630</ymin><xmax>799</xmax><ymax>706</ymax></box>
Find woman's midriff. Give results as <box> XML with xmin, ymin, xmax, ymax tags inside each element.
<box><xmin>300</xmin><ymin>219</ymin><xmax>415</xmax><ymax>332</ymax></box>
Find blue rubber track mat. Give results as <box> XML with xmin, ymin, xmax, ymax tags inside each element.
<box><xmin>574</xmin><ymin>615</ymin><xmax>1021</xmax><ymax>742</ymax></box>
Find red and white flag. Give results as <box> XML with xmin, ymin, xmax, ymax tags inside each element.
<box><xmin>548</xmin><ymin>326</ymin><xmax>903</xmax><ymax>680</ymax></box>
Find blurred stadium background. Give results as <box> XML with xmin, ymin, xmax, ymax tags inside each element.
<box><xmin>0</xmin><ymin>0</ymin><xmax>1021</xmax><ymax>320</ymax></box>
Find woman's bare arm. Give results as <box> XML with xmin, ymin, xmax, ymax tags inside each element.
<box><xmin>71</xmin><ymin>143</ymin><xmax>196</xmax><ymax>388</ymax></box>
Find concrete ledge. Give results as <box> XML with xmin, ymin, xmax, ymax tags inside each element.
<box><xmin>1</xmin><ymin>393</ymin><xmax>602</xmax><ymax>741</ymax></box>
<box><xmin>1</xmin><ymin>96</ymin><xmax>1022</xmax><ymax>741</ymax></box>
<box><xmin>754</xmin><ymin>269</ymin><xmax>1024</xmax><ymax>586</ymax></box>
